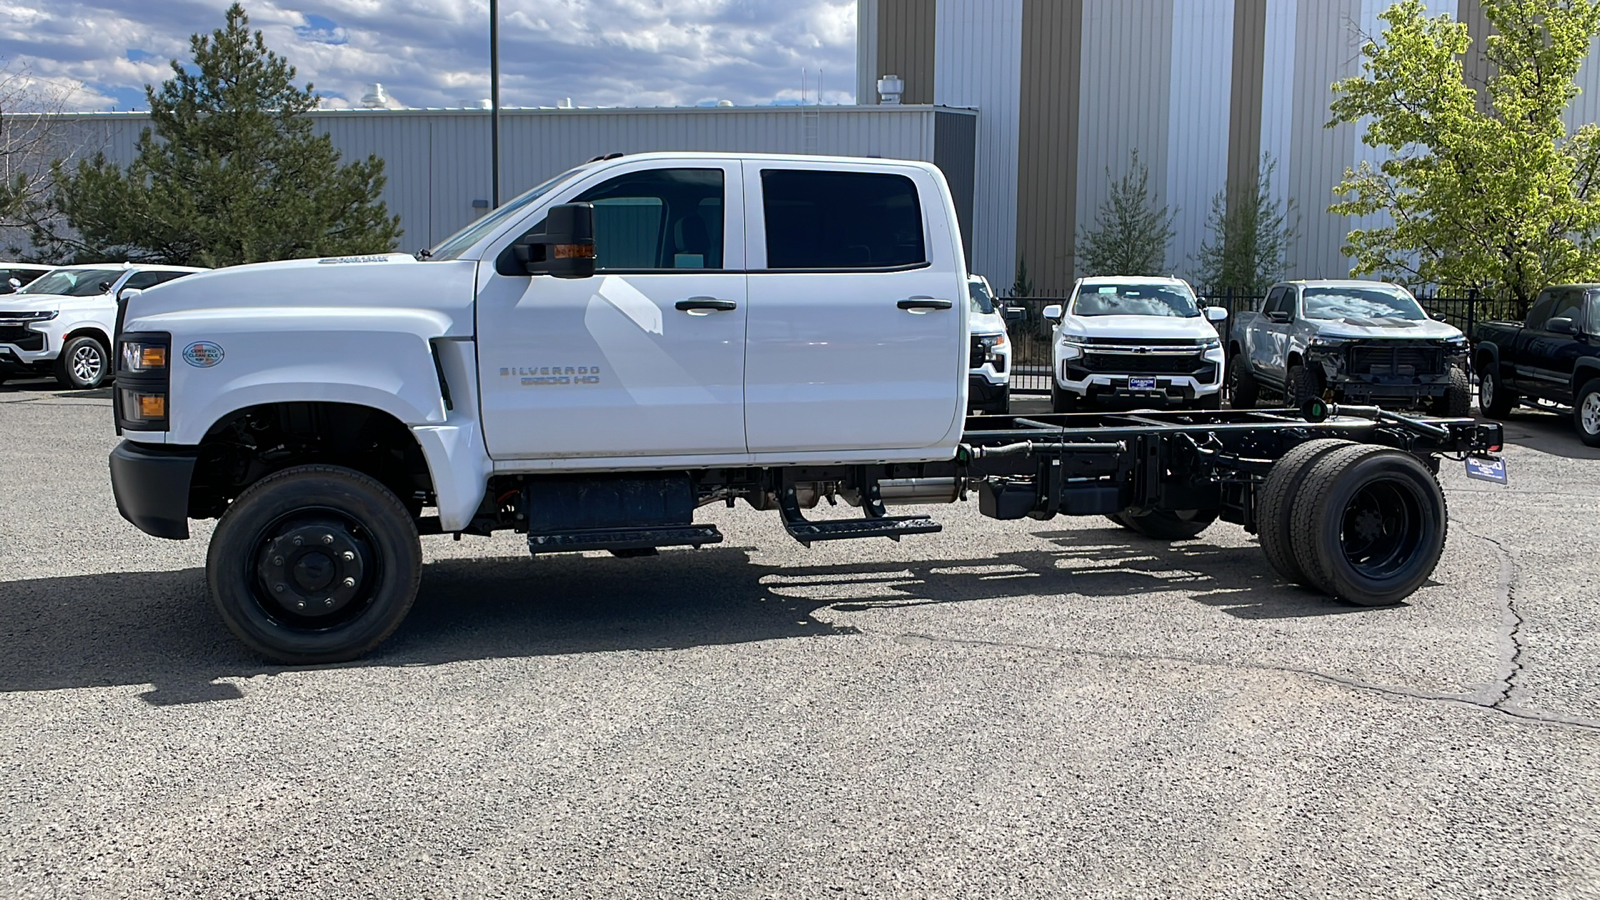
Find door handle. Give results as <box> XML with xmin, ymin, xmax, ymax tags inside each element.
<box><xmin>675</xmin><ymin>297</ymin><xmax>738</xmax><ymax>312</ymax></box>
<box><xmin>897</xmin><ymin>297</ymin><xmax>953</xmax><ymax>311</ymax></box>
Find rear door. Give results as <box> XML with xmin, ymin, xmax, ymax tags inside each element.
<box><xmin>475</xmin><ymin>161</ymin><xmax>750</xmax><ymax>460</ymax></box>
<box><xmin>741</xmin><ymin>162</ymin><xmax>965</xmax><ymax>454</ymax></box>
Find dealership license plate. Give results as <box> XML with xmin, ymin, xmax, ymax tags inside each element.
<box><xmin>1465</xmin><ymin>456</ymin><xmax>1508</xmax><ymax>484</ymax></box>
<box><xmin>1128</xmin><ymin>376</ymin><xmax>1158</xmax><ymax>391</ymax></box>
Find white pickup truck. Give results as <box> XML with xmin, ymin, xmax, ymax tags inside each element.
<box><xmin>107</xmin><ymin>152</ymin><xmax>1502</xmax><ymax>664</ymax></box>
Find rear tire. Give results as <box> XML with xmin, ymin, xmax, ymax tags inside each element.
<box><xmin>1255</xmin><ymin>438</ymin><xmax>1355</xmax><ymax>586</ymax></box>
<box><xmin>207</xmin><ymin>464</ymin><xmax>422</xmax><ymax>664</ymax></box>
<box><xmin>1478</xmin><ymin>361</ymin><xmax>1517</xmax><ymax>418</ymax></box>
<box><xmin>1431</xmin><ymin>367</ymin><xmax>1471</xmax><ymax>417</ymax></box>
<box><xmin>1285</xmin><ymin>363</ymin><xmax>1319</xmax><ymax>410</ymax></box>
<box><xmin>1288</xmin><ymin>445</ymin><xmax>1448</xmax><ymax>606</ymax></box>
<box><xmin>1118</xmin><ymin>508</ymin><xmax>1218</xmax><ymax>541</ymax></box>
<box><xmin>53</xmin><ymin>334</ymin><xmax>110</xmax><ymax>389</ymax></box>
<box><xmin>1574</xmin><ymin>378</ymin><xmax>1600</xmax><ymax>447</ymax></box>
<box><xmin>1227</xmin><ymin>355</ymin><xmax>1258</xmax><ymax>409</ymax></box>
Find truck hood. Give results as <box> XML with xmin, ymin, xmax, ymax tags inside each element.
<box><xmin>123</xmin><ymin>254</ymin><xmax>479</xmax><ymax>338</ymax></box>
<box><xmin>0</xmin><ymin>293</ymin><xmax>112</xmax><ymax>314</ymax></box>
<box><xmin>970</xmin><ymin>308</ymin><xmax>1008</xmax><ymax>337</ymax></box>
<box><xmin>1062</xmin><ymin>314</ymin><xmax>1217</xmax><ymax>341</ymax></box>
<box><xmin>1310</xmin><ymin>317</ymin><xmax>1464</xmax><ymax>341</ymax></box>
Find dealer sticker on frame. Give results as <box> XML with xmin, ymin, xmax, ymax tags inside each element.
<box><xmin>1465</xmin><ymin>456</ymin><xmax>1508</xmax><ymax>484</ymax></box>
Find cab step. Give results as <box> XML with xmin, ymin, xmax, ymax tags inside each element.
<box><xmin>783</xmin><ymin>516</ymin><xmax>943</xmax><ymax>547</ymax></box>
<box><xmin>527</xmin><ymin>524</ymin><xmax>723</xmax><ymax>555</ymax></box>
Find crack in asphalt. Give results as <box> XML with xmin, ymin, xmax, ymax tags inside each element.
<box><xmin>1462</xmin><ymin>530</ymin><xmax>1525</xmax><ymax>710</ymax></box>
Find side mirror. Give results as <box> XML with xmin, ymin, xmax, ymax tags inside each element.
<box><xmin>6</xmin><ymin>277</ymin><xmax>19</xmax><ymax>290</ymax></box>
<box><xmin>1001</xmin><ymin>306</ymin><xmax>1025</xmax><ymax>325</ymax></box>
<box><xmin>1042</xmin><ymin>304</ymin><xmax>1063</xmax><ymax>320</ymax></box>
<box><xmin>117</xmin><ymin>287</ymin><xmax>143</xmax><ymax>304</ymax></box>
<box><xmin>1204</xmin><ymin>306</ymin><xmax>1228</xmax><ymax>322</ymax></box>
<box><xmin>505</xmin><ymin>203</ymin><xmax>596</xmax><ymax>279</ymax></box>
<box><xmin>1546</xmin><ymin>317</ymin><xmax>1576</xmax><ymax>335</ymax></box>
<box><xmin>1266</xmin><ymin>310</ymin><xmax>1291</xmax><ymax>324</ymax></box>
<box><xmin>97</xmin><ymin>280</ymin><xmax>115</xmax><ymax>293</ymax></box>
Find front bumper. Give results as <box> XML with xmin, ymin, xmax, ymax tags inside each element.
<box><xmin>967</xmin><ymin>373</ymin><xmax>1010</xmax><ymax>412</ymax></box>
<box><xmin>109</xmin><ymin>441</ymin><xmax>198</xmax><ymax>539</ymax></box>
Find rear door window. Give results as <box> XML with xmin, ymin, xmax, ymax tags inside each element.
<box><xmin>760</xmin><ymin>170</ymin><xmax>926</xmax><ymax>269</ymax></box>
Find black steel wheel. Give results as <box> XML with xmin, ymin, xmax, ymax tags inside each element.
<box><xmin>1478</xmin><ymin>360</ymin><xmax>1517</xmax><ymax>418</ymax></box>
<box><xmin>1575</xmin><ymin>378</ymin><xmax>1600</xmax><ymax>447</ymax></box>
<box><xmin>1288</xmin><ymin>446</ymin><xmax>1447</xmax><ymax>606</ymax></box>
<box><xmin>1254</xmin><ymin>438</ymin><xmax>1355</xmax><ymax>586</ymax></box>
<box><xmin>1118</xmin><ymin>508</ymin><xmax>1218</xmax><ymax>541</ymax></box>
<box><xmin>53</xmin><ymin>334</ymin><xmax>110</xmax><ymax>389</ymax></box>
<box><xmin>1431</xmin><ymin>367</ymin><xmax>1471</xmax><ymax>417</ymax></box>
<box><xmin>1227</xmin><ymin>355</ymin><xmax>1258</xmax><ymax>409</ymax></box>
<box><xmin>1285</xmin><ymin>364</ymin><xmax>1319</xmax><ymax>410</ymax></box>
<box><xmin>207</xmin><ymin>465</ymin><xmax>422</xmax><ymax>664</ymax></box>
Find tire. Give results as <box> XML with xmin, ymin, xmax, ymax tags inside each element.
<box><xmin>1574</xmin><ymin>378</ymin><xmax>1600</xmax><ymax>447</ymax></box>
<box><xmin>1478</xmin><ymin>360</ymin><xmax>1518</xmax><ymax>418</ymax></box>
<box><xmin>1288</xmin><ymin>445</ymin><xmax>1448</xmax><ymax>607</ymax></box>
<box><xmin>1196</xmin><ymin>391</ymin><xmax>1223</xmax><ymax>410</ymax></box>
<box><xmin>1255</xmin><ymin>438</ymin><xmax>1355</xmax><ymax>586</ymax></box>
<box><xmin>1430</xmin><ymin>367</ymin><xmax>1472</xmax><ymax>417</ymax></box>
<box><xmin>1227</xmin><ymin>354</ymin><xmax>1258</xmax><ymax>409</ymax></box>
<box><xmin>207</xmin><ymin>464</ymin><xmax>422</xmax><ymax>664</ymax></box>
<box><xmin>1118</xmin><ymin>508</ymin><xmax>1219</xmax><ymax>541</ymax></box>
<box><xmin>993</xmin><ymin>385</ymin><xmax>1011</xmax><ymax>416</ymax></box>
<box><xmin>1285</xmin><ymin>363</ymin><xmax>1319</xmax><ymax>410</ymax></box>
<box><xmin>1051</xmin><ymin>379</ymin><xmax>1079</xmax><ymax>413</ymax></box>
<box><xmin>53</xmin><ymin>334</ymin><xmax>110</xmax><ymax>389</ymax></box>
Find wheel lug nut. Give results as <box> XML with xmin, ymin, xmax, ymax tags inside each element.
<box><xmin>292</xmin><ymin>537</ymin><xmax>303</xmax><ymax>547</ymax></box>
<box><xmin>295</xmin><ymin>600</ymin><xmax>305</xmax><ymax>609</ymax></box>
<box><xmin>324</xmin><ymin>597</ymin><xmax>335</xmax><ymax>607</ymax></box>
<box><xmin>272</xmin><ymin>556</ymin><xmax>284</xmax><ymax>566</ymax></box>
<box><xmin>274</xmin><ymin>584</ymin><xmax>285</xmax><ymax>594</ymax></box>
<box><xmin>342</xmin><ymin>551</ymin><xmax>355</xmax><ymax>561</ymax></box>
<box><xmin>342</xmin><ymin>577</ymin><xmax>356</xmax><ymax>588</ymax></box>
<box><xmin>322</xmin><ymin>534</ymin><xmax>334</xmax><ymax>544</ymax></box>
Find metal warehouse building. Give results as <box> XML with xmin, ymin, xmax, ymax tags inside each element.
<box><xmin>37</xmin><ymin>0</ymin><xmax>1600</xmax><ymax>291</ymax></box>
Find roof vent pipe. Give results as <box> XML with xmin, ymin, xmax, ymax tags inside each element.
<box><xmin>876</xmin><ymin>74</ymin><xmax>903</xmax><ymax>105</ymax></box>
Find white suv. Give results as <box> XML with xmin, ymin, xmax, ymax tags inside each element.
<box><xmin>967</xmin><ymin>274</ymin><xmax>1012</xmax><ymax>413</ymax></box>
<box><xmin>0</xmin><ymin>263</ymin><xmax>207</xmax><ymax>388</ymax></box>
<box><xmin>1043</xmin><ymin>276</ymin><xmax>1228</xmax><ymax>411</ymax></box>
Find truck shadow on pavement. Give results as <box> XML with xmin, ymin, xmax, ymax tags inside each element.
<box><xmin>0</xmin><ymin>525</ymin><xmax>1376</xmax><ymax>701</ymax></box>
<box><xmin>1488</xmin><ymin>408</ymin><xmax>1600</xmax><ymax>460</ymax></box>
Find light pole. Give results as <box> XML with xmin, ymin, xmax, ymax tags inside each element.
<box><xmin>490</xmin><ymin>0</ymin><xmax>501</xmax><ymax>208</ymax></box>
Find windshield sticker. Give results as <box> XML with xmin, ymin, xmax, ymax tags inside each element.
<box><xmin>317</xmin><ymin>255</ymin><xmax>390</xmax><ymax>265</ymax></box>
<box><xmin>183</xmin><ymin>341</ymin><xmax>225</xmax><ymax>368</ymax></box>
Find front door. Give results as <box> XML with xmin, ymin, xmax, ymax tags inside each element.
<box><xmin>476</xmin><ymin>163</ymin><xmax>749</xmax><ymax>460</ymax></box>
<box><xmin>1250</xmin><ymin>286</ymin><xmax>1293</xmax><ymax>385</ymax></box>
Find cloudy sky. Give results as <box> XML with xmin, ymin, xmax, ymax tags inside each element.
<box><xmin>2</xmin><ymin>0</ymin><xmax>859</xmax><ymax>112</ymax></box>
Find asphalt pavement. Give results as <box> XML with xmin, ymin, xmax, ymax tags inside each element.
<box><xmin>2</xmin><ymin>378</ymin><xmax>1597</xmax><ymax>899</ymax></box>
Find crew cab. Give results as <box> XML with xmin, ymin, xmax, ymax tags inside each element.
<box><xmin>966</xmin><ymin>274</ymin><xmax>1011</xmax><ymax>414</ymax></box>
<box><xmin>106</xmin><ymin>152</ymin><xmax>1500</xmax><ymax>665</ymax></box>
<box><xmin>0</xmin><ymin>263</ymin><xmax>206</xmax><ymax>388</ymax></box>
<box><xmin>1474</xmin><ymin>284</ymin><xmax>1600</xmax><ymax>446</ymax></box>
<box><xmin>1041</xmin><ymin>277</ymin><xmax>1228</xmax><ymax>411</ymax></box>
<box><xmin>1229</xmin><ymin>280</ymin><xmax>1470</xmax><ymax>415</ymax></box>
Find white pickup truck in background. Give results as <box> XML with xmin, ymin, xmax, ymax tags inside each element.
<box><xmin>966</xmin><ymin>273</ymin><xmax>1012</xmax><ymax>414</ymax></box>
<box><xmin>106</xmin><ymin>152</ymin><xmax>1500</xmax><ymax>664</ymax></box>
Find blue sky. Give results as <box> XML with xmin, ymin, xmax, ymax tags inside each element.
<box><xmin>1</xmin><ymin>1</ymin><xmax>858</xmax><ymax>112</ymax></box>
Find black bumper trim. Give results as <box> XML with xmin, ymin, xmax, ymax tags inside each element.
<box><xmin>967</xmin><ymin>374</ymin><xmax>1009</xmax><ymax>411</ymax></box>
<box><xmin>109</xmin><ymin>441</ymin><xmax>198</xmax><ymax>540</ymax></box>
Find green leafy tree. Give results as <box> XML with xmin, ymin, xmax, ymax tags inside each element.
<box><xmin>1074</xmin><ymin>150</ymin><xmax>1176</xmax><ymax>277</ymax></box>
<box><xmin>1193</xmin><ymin>154</ymin><xmax>1299</xmax><ymax>296</ymax></box>
<box><xmin>33</xmin><ymin>3</ymin><xmax>399</xmax><ymax>265</ymax></box>
<box><xmin>1328</xmin><ymin>0</ymin><xmax>1600</xmax><ymax>313</ymax></box>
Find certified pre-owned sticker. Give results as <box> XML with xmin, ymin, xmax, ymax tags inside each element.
<box><xmin>183</xmin><ymin>341</ymin><xmax>225</xmax><ymax>368</ymax></box>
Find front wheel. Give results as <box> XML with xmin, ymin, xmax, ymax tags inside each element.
<box><xmin>207</xmin><ymin>465</ymin><xmax>422</xmax><ymax>664</ymax></box>
<box><xmin>1285</xmin><ymin>364</ymin><xmax>1319</xmax><ymax>410</ymax></box>
<box><xmin>1431</xmin><ymin>367</ymin><xmax>1472</xmax><ymax>418</ymax></box>
<box><xmin>1479</xmin><ymin>362</ymin><xmax>1517</xmax><ymax>418</ymax></box>
<box><xmin>1050</xmin><ymin>380</ymin><xmax>1079</xmax><ymax>413</ymax></box>
<box><xmin>1227</xmin><ymin>355</ymin><xmax>1258</xmax><ymax>409</ymax></box>
<box><xmin>1574</xmin><ymin>378</ymin><xmax>1600</xmax><ymax>447</ymax></box>
<box><xmin>53</xmin><ymin>335</ymin><xmax>110</xmax><ymax>389</ymax></box>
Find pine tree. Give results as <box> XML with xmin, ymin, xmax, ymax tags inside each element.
<box><xmin>34</xmin><ymin>3</ymin><xmax>399</xmax><ymax>265</ymax></box>
<box><xmin>1193</xmin><ymin>155</ymin><xmax>1298</xmax><ymax>296</ymax></box>
<box><xmin>1074</xmin><ymin>150</ymin><xmax>1176</xmax><ymax>277</ymax></box>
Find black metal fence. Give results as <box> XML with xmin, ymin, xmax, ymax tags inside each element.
<box><xmin>998</xmin><ymin>290</ymin><xmax>1523</xmax><ymax>395</ymax></box>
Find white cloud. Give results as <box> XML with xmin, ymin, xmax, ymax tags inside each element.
<box><xmin>0</xmin><ymin>0</ymin><xmax>859</xmax><ymax>111</ymax></box>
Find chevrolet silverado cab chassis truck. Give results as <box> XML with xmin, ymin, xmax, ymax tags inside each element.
<box><xmin>105</xmin><ymin>153</ymin><xmax>1504</xmax><ymax>664</ymax></box>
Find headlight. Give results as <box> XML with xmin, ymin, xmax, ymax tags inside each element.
<box><xmin>1200</xmin><ymin>336</ymin><xmax>1222</xmax><ymax>350</ymax></box>
<box><xmin>120</xmin><ymin>341</ymin><xmax>168</xmax><ymax>372</ymax></box>
<box><xmin>1308</xmin><ymin>336</ymin><xmax>1347</xmax><ymax>349</ymax></box>
<box><xmin>977</xmin><ymin>334</ymin><xmax>1005</xmax><ymax>351</ymax></box>
<box><xmin>0</xmin><ymin>310</ymin><xmax>58</xmax><ymax>323</ymax></box>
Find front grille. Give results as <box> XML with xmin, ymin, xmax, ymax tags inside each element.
<box><xmin>1083</xmin><ymin>351</ymin><xmax>1206</xmax><ymax>374</ymax></box>
<box><xmin>969</xmin><ymin>335</ymin><xmax>988</xmax><ymax>367</ymax></box>
<box><xmin>1348</xmin><ymin>344</ymin><xmax>1445</xmax><ymax>377</ymax></box>
<box><xmin>0</xmin><ymin>324</ymin><xmax>43</xmax><ymax>351</ymax></box>
<box><xmin>1078</xmin><ymin>335</ymin><xmax>1197</xmax><ymax>347</ymax></box>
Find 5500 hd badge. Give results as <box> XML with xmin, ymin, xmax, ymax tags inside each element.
<box><xmin>500</xmin><ymin>365</ymin><xmax>601</xmax><ymax>386</ymax></box>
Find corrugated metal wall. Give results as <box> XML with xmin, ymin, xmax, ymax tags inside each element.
<box><xmin>1167</xmin><ymin>0</ymin><xmax>1236</xmax><ymax>284</ymax></box>
<box><xmin>1015</xmin><ymin>0</ymin><xmax>1084</xmax><ymax>295</ymax></box>
<box><xmin>934</xmin><ymin>111</ymin><xmax>977</xmax><ymax>267</ymax></box>
<box><xmin>45</xmin><ymin>106</ymin><xmax>959</xmax><ymax>252</ymax></box>
<box><xmin>1288</xmin><ymin>0</ymin><xmax>1363</xmax><ymax>281</ymax></box>
<box><xmin>933</xmin><ymin>0</ymin><xmax>1022</xmax><ymax>288</ymax></box>
<box><xmin>877</xmin><ymin>0</ymin><xmax>937</xmax><ymax>105</ymax></box>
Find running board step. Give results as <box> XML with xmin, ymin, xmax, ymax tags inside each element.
<box><xmin>527</xmin><ymin>524</ymin><xmax>723</xmax><ymax>555</ymax></box>
<box><xmin>783</xmin><ymin>516</ymin><xmax>942</xmax><ymax>547</ymax></box>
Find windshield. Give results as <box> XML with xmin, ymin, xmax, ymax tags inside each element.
<box><xmin>17</xmin><ymin>268</ymin><xmax>123</xmax><ymax>298</ymax></box>
<box><xmin>967</xmin><ymin>279</ymin><xmax>995</xmax><ymax>314</ymax></box>
<box><xmin>426</xmin><ymin>167</ymin><xmax>587</xmax><ymax>261</ymax></box>
<box><xmin>1303</xmin><ymin>286</ymin><xmax>1425</xmax><ymax>321</ymax></box>
<box><xmin>1071</xmin><ymin>283</ymin><xmax>1199</xmax><ymax>318</ymax></box>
